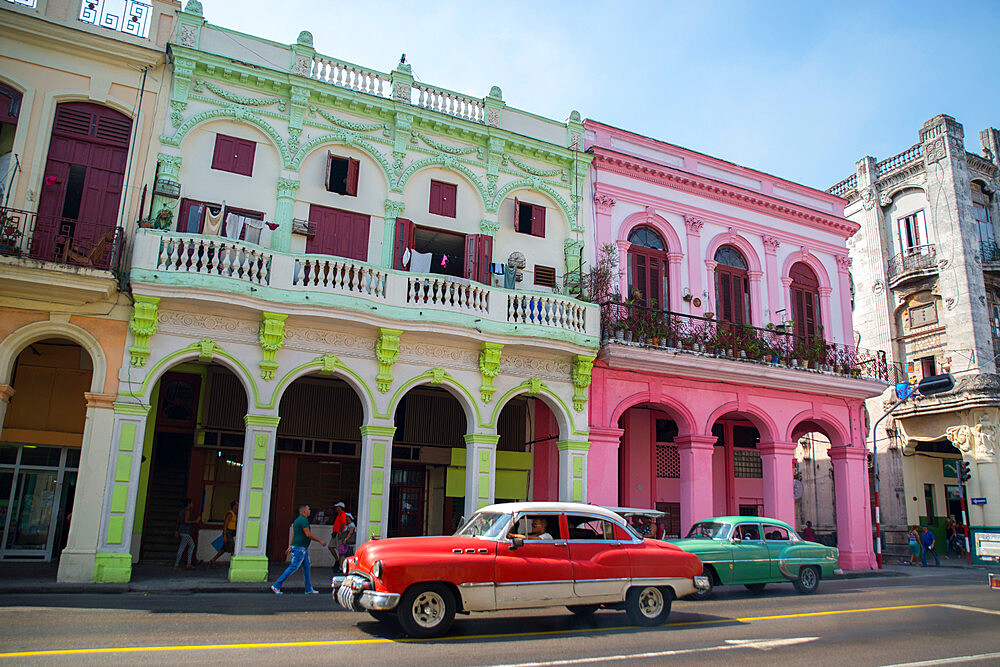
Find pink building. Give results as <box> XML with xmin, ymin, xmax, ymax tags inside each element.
<box><xmin>584</xmin><ymin>121</ymin><xmax>886</xmax><ymax>570</ymax></box>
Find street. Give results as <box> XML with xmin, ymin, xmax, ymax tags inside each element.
<box><xmin>1</xmin><ymin>567</ymin><xmax>998</xmax><ymax>666</ymax></box>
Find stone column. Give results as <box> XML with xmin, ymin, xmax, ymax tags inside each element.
<box><xmin>829</xmin><ymin>445</ymin><xmax>875</xmax><ymax>570</ymax></box>
<box><xmin>229</xmin><ymin>414</ymin><xmax>280</xmax><ymax>583</ymax></box>
<box><xmin>587</xmin><ymin>426</ymin><xmax>623</xmax><ymax>506</ymax></box>
<box><xmin>759</xmin><ymin>441</ymin><xmax>796</xmax><ymax>526</ymax></box>
<box><xmin>0</xmin><ymin>385</ymin><xmax>13</xmax><ymax>440</ymax></box>
<box><xmin>836</xmin><ymin>255</ymin><xmax>854</xmax><ymax>347</ymax></box>
<box><xmin>90</xmin><ymin>402</ymin><xmax>151</xmax><ymax>583</ymax></box>
<box><xmin>270</xmin><ymin>177</ymin><xmax>299</xmax><ymax>253</ymax></box>
<box><xmin>148</xmin><ymin>153</ymin><xmax>182</xmax><ymax>224</ymax></box>
<box><xmin>464</xmin><ymin>433</ymin><xmax>500</xmax><ymax>519</ymax></box>
<box><xmin>57</xmin><ymin>391</ymin><xmax>117</xmax><ymax>582</ymax></box>
<box><xmin>593</xmin><ymin>194</ymin><xmax>616</xmax><ymax>253</ymax></box>
<box><xmin>675</xmin><ymin>435</ymin><xmax>716</xmax><ymax>534</ymax></box>
<box><xmin>557</xmin><ymin>439</ymin><xmax>590</xmax><ymax>503</ymax></box>
<box><xmin>667</xmin><ymin>252</ymin><xmax>683</xmax><ymax>312</ymax></box>
<box><xmin>684</xmin><ymin>217</ymin><xmax>704</xmax><ymax>315</ymax></box>
<box><xmin>357</xmin><ymin>423</ymin><xmax>395</xmax><ymax>543</ymax></box>
<box><xmin>762</xmin><ymin>236</ymin><xmax>780</xmax><ymax>324</ymax></box>
<box><xmin>748</xmin><ymin>270</ymin><xmax>764</xmax><ymax>327</ymax></box>
<box><xmin>616</xmin><ymin>240</ymin><xmax>630</xmax><ymax>297</ymax></box>
<box><xmin>381</xmin><ymin>199</ymin><xmax>405</xmax><ymax>268</ymax></box>
<box><xmin>818</xmin><ymin>286</ymin><xmax>834</xmax><ymax>342</ymax></box>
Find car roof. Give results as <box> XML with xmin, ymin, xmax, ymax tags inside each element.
<box><xmin>696</xmin><ymin>516</ymin><xmax>796</xmax><ymax>530</ymax></box>
<box><xmin>478</xmin><ymin>501</ymin><xmax>625</xmax><ymax>522</ymax></box>
<box><xmin>604</xmin><ymin>507</ymin><xmax>665</xmax><ymax>518</ymax></box>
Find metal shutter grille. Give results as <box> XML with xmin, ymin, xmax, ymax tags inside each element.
<box><xmin>655</xmin><ymin>445</ymin><xmax>680</xmax><ymax>478</ymax></box>
<box><xmin>95</xmin><ymin>115</ymin><xmax>132</xmax><ymax>145</ymax></box>
<box><xmin>734</xmin><ymin>449</ymin><xmax>763</xmax><ymax>478</ymax></box>
<box><xmin>277</xmin><ymin>379</ymin><xmax>363</xmax><ymax>441</ymax></box>
<box><xmin>203</xmin><ymin>371</ymin><xmax>248</xmax><ymax>431</ymax></box>
<box><xmin>401</xmin><ymin>390</ymin><xmax>466</xmax><ymax>447</ymax></box>
<box><xmin>53</xmin><ymin>107</ymin><xmax>93</xmax><ymax>137</ymax></box>
<box><xmin>497</xmin><ymin>399</ymin><xmax>528</xmax><ymax>452</ymax></box>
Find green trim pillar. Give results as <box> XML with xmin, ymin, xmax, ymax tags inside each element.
<box><xmin>358</xmin><ymin>422</ymin><xmax>396</xmax><ymax>544</ymax></box>
<box><xmin>464</xmin><ymin>433</ymin><xmax>500</xmax><ymax>518</ymax></box>
<box><xmin>382</xmin><ymin>199</ymin><xmax>405</xmax><ymax>268</ymax></box>
<box><xmin>557</xmin><ymin>439</ymin><xmax>590</xmax><ymax>504</ymax></box>
<box><xmin>271</xmin><ymin>178</ymin><xmax>299</xmax><ymax>252</ymax></box>
<box><xmin>229</xmin><ymin>413</ymin><xmax>280</xmax><ymax>582</ymax></box>
<box><xmin>91</xmin><ymin>402</ymin><xmax>152</xmax><ymax>583</ymax></box>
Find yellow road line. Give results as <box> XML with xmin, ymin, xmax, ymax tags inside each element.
<box><xmin>0</xmin><ymin>603</ymin><xmax>943</xmax><ymax>658</ymax></box>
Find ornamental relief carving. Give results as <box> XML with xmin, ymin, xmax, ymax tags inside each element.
<box><xmin>178</xmin><ymin>24</ymin><xmax>197</xmax><ymax>47</ymax></box>
<box><xmin>500</xmin><ymin>355</ymin><xmax>572</xmax><ymax>380</ymax></box>
<box><xmin>283</xmin><ymin>328</ymin><xmax>371</xmax><ymax>355</ymax></box>
<box><xmin>925</xmin><ymin>137</ymin><xmax>946</xmax><ymax>164</ymax></box>
<box><xmin>157</xmin><ymin>311</ymin><xmax>259</xmax><ymax>343</ymax></box>
<box><xmin>397</xmin><ymin>342</ymin><xmax>480</xmax><ymax>368</ymax></box>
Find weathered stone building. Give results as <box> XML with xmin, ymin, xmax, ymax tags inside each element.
<box><xmin>831</xmin><ymin>114</ymin><xmax>1000</xmax><ymax>563</ymax></box>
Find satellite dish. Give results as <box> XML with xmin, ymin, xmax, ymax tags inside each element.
<box><xmin>792</xmin><ymin>480</ymin><xmax>804</xmax><ymax>500</ymax></box>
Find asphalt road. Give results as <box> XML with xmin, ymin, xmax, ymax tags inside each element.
<box><xmin>1</xmin><ymin>568</ymin><xmax>998</xmax><ymax>666</ymax></box>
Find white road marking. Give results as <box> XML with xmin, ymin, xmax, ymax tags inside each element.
<box><xmin>882</xmin><ymin>652</ymin><xmax>1000</xmax><ymax>666</ymax></box>
<box><xmin>936</xmin><ymin>603</ymin><xmax>1000</xmax><ymax>617</ymax></box>
<box><xmin>488</xmin><ymin>636</ymin><xmax>819</xmax><ymax>666</ymax></box>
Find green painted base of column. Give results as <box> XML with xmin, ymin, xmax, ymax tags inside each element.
<box><xmin>229</xmin><ymin>555</ymin><xmax>270</xmax><ymax>582</ymax></box>
<box><xmin>93</xmin><ymin>552</ymin><xmax>132</xmax><ymax>583</ymax></box>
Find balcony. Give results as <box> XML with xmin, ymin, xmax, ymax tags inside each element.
<box><xmin>130</xmin><ymin>230</ymin><xmax>600</xmax><ymax>347</ymax></box>
<box><xmin>981</xmin><ymin>241</ymin><xmax>1000</xmax><ymax>271</ymax></box>
<box><xmin>600</xmin><ymin>301</ymin><xmax>894</xmax><ymax>383</ymax></box>
<box><xmin>0</xmin><ymin>207</ymin><xmax>124</xmax><ymax>304</ymax></box>
<box><xmin>887</xmin><ymin>245</ymin><xmax>937</xmax><ymax>287</ymax></box>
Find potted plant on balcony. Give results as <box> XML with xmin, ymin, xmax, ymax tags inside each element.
<box><xmin>0</xmin><ymin>214</ymin><xmax>22</xmax><ymax>255</ymax></box>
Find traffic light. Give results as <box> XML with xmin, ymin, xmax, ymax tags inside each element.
<box><xmin>959</xmin><ymin>460</ymin><xmax>972</xmax><ymax>483</ymax></box>
<box><xmin>917</xmin><ymin>373</ymin><xmax>955</xmax><ymax>396</ymax></box>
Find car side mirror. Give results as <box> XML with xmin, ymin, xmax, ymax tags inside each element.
<box><xmin>511</xmin><ymin>537</ymin><xmax>524</xmax><ymax>550</ymax></box>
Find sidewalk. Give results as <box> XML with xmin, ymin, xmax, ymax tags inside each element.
<box><xmin>0</xmin><ymin>558</ymin><xmax>991</xmax><ymax>596</ymax></box>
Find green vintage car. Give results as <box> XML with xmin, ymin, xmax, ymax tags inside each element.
<box><xmin>669</xmin><ymin>517</ymin><xmax>842</xmax><ymax>599</ymax></box>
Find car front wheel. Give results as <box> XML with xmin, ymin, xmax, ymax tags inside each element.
<box><xmin>690</xmin><ymin>567</ymin><xmax>715</xmax><ymax>600</ymax></box>
<box><xmin>792</xmin><ymin>566</ymin><xmax>820</xmax><ymax>595</ymax></box>
<box><xmin>397</xmin><ymin>583</ymin><xmax>456</xmax><ymax>638</ymax></box>
<box><xmin>625</xmin><ymin>585</ymin><xmax>672</xmax><ymax>626</ymax></box>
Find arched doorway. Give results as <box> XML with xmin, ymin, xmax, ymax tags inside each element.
<box><xmin>710</xmin><ymin>414</ymin><xmax>762</xmax><ymax>517</ymax></box>
<box><xmin>790</xmin><ymin>421</ymin><xmax>836</xmax><ymax>545</ymax></box>
<box><xmin>267</xmin><ymin>375</ymin><xmax>363</xmax><ymax>562</ymax></box>
<box><xmin>138</xmin><ymin>364</ymin><xmax>247</xmax><ymax>564</ymax></box>
<box><xmin>0</xmin><ymin>338</ymin><xmax>90</xmax><ymax>561</ymax></box>
<box><xmin>496</xmin><ymin>395</ymin><xmax>556</xmax><ymax>506</ymax></box>
<box><xmin>32</xmin><ymin>102</ymin><xmax>131</xmax><ymax>267</ymax></box>
<box><xmin>714</xmin><ymin>246</ymin><xmax>750</xmax><ymax>325</ymax></box>
<box><xmin>390</xmin><ymin>386</ymin><xmax>467</xmax><ymax>537</ymax></box>
<box><xmin>790</xmin><ymin>262</ymin><xmax>821</xmax><ymax>339</ymax></box>
<box><xmin>627</xmin><ymin>226</ymin><xmax>668</xmax><ymax>309</ymax></box>
<box><xmin>618</xmin><ymin>404</ymin><xmax>681</xmax><ymax>537</ymax></box>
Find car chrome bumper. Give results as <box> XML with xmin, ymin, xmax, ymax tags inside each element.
<box><xmin>335</xmin><ymin>573</ymin><xmax>400</xmax><ymax>612</ymax></box>
<box><xmin>833</xmin><ymin>568</ymin><xmax>844</xmax><ymax>576</ymax></box>
<box><xmin>360</xmin><ymin>590</ymin><xmax>401</xmax><ymax>611</ymax></box>
<box><xmin>694</xmin><ymin>575</ymin><xmax>710</xmax><ymax>590</ymax></box>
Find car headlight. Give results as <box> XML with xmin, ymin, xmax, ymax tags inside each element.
<box><xmin>372</xmin><ymin>560</ymin><xmax>383</xmax><ymax>579</ymax></box>
<box><xmin>341</xmin><ymin>558</ymin><xmax>350</xmax><ymax>574</ymax></box>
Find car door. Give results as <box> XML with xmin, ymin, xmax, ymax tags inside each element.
<box><xmin>565</xmin><ymin>513</ymin><xmax>631</xmax><ymax>602</ymax></box>
<box><xmin>494</xmin><ymin>512</ymin><xmax>574</xmax><ymax>609</ymax></box>
<box><xmin>763</xmin><ymin>524</ymin><xmax>793</xmax><ymax>579</ymax></box>
<box><xmin>730</xmin><ymin>522</ymin><xmax>770</xmax><ymax>583</ymax></box>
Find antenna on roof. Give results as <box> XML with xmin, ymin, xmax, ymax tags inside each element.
<box><xmin>400</xmin><ymin>53</ymin><xmax>406</xmax><ymax>64</ymax></box>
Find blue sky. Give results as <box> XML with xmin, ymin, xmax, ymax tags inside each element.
<box><xmin>205</xmin><ymin>0</ymin><xmax>1000</xmax><ymax>191</ymax></box>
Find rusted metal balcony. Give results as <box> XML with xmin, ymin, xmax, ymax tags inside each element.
<box><xmin>0</xmin><ymin>207</ymin><xmax>123</xmax><ymax>272</ymax></box>
<box><xmin>886</xmin><ymin>245</ymin><xmax>937</xmax><ymax>285</ymax></box>
<box><xmin>600</xmin><ymin>301</ymin><xmax>895</xmax><ymax>383</ymax></box>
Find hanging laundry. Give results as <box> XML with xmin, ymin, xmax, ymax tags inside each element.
<box><xmin>490</xmin><ymin>262</ymin><xmax>506</xmax><ymax>275</ymax></box>
<box><xmin>440</xmin><ymin>254</ymin><xmax>449</xmax><ymax>267</ymax></box>
<box><xmin>503</xmin><ymin>265</ymin><xmax>517</xmax><ymax>290</ymax></box>
<box><xmin>402</xmin><ymin>247</ymin><xmax>412</xmax><ymax>268</ymax></box>
<box><xmin>203</xmin><ymin>205</ymin><xmax>224</xmax><ymax>236</ymax></box>
<box><xmin>224</xmin><ymin>212</ymin><xmax>247</xmax><ymax>240</ymax></box>
<box><xmin>410</xmin><ymin>250</ymin><xmax>433</xmax><ymax>274</ymax></box>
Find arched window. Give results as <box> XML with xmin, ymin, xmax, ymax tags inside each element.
<box><xmin>789</xmin><ymin>262</ymin><xmax>821</xmax><ymax>339</ymax></box>
<box><xmin>627</xmin><ymin>226</ymin><xmax>668</xmax><ymax>309</ymax></box>
<box><xmin>714</xmin><ymin>245</ymin><xmax>749</xmax><ymax>324</ymax></box>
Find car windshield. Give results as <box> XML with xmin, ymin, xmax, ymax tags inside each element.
<box><xmin>686</xmin><ymin>522</ymin><xmax>731</xmax><ymax>540</ymax></box>
<box><xmin>455</xmin><ymin>511</ymin><xmax>511</xmax><ymax>539</ymax></box>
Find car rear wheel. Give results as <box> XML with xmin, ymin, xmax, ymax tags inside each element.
<box><xmin>625</xmin><ymin>585</ymin><xmax>672</xmax><ymax>626</ymax></box>
<box><xmin>567</xmin><ymin>604</ymin><xmax>600</xmax><ymax>617</ymax></box>
<box><xmin>690</xmin><ymin>566</ymin><xmax>715</xmax><ymax>601</ymax></box>
<box><xmin>398</xmin><ymin>583</ymin><xmax>456</xmax><ymax>638</ymax></box>
<box><xmin>792</xmin><ymin>566</ymin><xmax>820</xmax><ymax>595</ymax></box>
<box><xmin>744</xmin><ymin>583</ymin><xmax>767</xmax><ymax>594</ymax></box>
<box><xmin>367</xmin><ymin>609</ymin><xmax>396</xmax><ymax>623</ymax></box>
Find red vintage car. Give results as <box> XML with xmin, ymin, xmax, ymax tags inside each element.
<box><xmin>333</xmin><ymin>502</ymin><xmax>708</xmax><ymax>637</ymax></box>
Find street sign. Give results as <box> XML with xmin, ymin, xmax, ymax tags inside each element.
<box><xmin>971</xmin><ymin>497</ymin><xmax>987</xmax><ymax>505</ymax></box>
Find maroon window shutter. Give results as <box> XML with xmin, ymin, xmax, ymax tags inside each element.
<box><xmin>393</xmin><ymin>217</ymin><xmax>414</xmax><ymax>270</ymax></box>
<box><xmin>443</xmin><ymin>182</ymin><xmax>457</xmax><ymax>218</ymax></box>
<box><xmin>429</xmin><ymin>180</ymin><xmax>441</xmax><ymax>216</ymax></box>
<box><xmin>346</xmin><ymin>158</ymin><xmax>360</xmax><ymax>196</ymax></box>
<box><xmin>718</xmin><ymin>270</ymin><xmax>733</xmax><ymax>323</ymax></box>
<box><xmin>649</xmin><ymin>255</ymin><xmax>661</xmax><ymax>309</ymax></box>
<box><xmin>351</xmin><ymin>211</ymin><xmax>370</xmax><ymax>261</ymax></box>
<box><xmin>513</xmin><ymin>198</ymin><xmax>520</xmax><ymax>231</ymax></box>
<box><xmin>738</xmin><ymin>274</ymin><xmax>749</xmax><ymax>325</ymax></box>
<box><xmin>211</xmin><ymin>134</ymin><xmax>234</xmax><ymax>171</ymax></box>
<box><xmin>633</xmin><ymin>252</ymin><xmax>648</xmax><ymax>303</ymax></box>
<box><xmin>792</xmin><ymin>288</ymin><xmax>806</xmax><ymax>337</ymax></box>
<box><xmin>325</xmin><ymin>151</ymin><xmax>334</xmax><ymax>191</ymax></box>
<box><xmin>236</xmin><ymin>139</ymin><xmax>256</xmax><ymax>176</ymax></box>
<box><xmin>532</xmin><ymin>205</ymin><xmax>546</xmax><ymax>237</ymax></box>
<box><xmin>464</xmin><ymin>234</ymin><xmax>477</xmax><ymax>280</ymax></box>
<box><xmin>473</xmin><ymin>234</ymin><xmax>493</xmax><ymax>284</ymax></box>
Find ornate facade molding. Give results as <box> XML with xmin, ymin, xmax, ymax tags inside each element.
<box><xmin>258</xmin><ymin>312</ymin><xmax>288</xmax><ymax>381</ymax></box>
<box><xmin>479</xmin><ymin>342</ymin><xmax>503</xmax><ymax>403</ymax></box>
<box><xmin>683</xmin><ymin>215</ymin><xmax>704</xmax><ymax>234</ymax></box>
<box><xmin>375</xmin><ymin>328</ymin><xmax>402</xmax><ymax>393</ymax></box>
<box><xmin>761</xmin><ymin>235</ymin><xmax>781</xmax><ymax>253</ymax></box>
<box><xmin>593</xmin><ymin>193</ymin><xmax>616</xmax><ymax>214</ymax></box>
<box><xmin>128</xmin><ymin>295</ymin><xmax>160</xmax><ymax>367</ymax></box>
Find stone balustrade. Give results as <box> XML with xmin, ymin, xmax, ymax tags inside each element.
<box><xmin>310</xmin><ymin>55</ymin><xmax>390</xmax><ymax>97</ymax></box>
<box><xmin>828</xmin><ymin>174</ymin><xmax>857</xmax><ymax>197</ymax></box>
<box><xmin>875</xmin><ymin>143</ymin><xmax>923</xmax><ymax>177</ymax></box>
<box><xmin>411</xmin><ymin>83</ymin><xmax>485</xmax><ymax>123</ymax></box>
<box><xmin>133</xmin><ymin>230</ymin><xmax>598</xmax><ymax>341</ymax></box>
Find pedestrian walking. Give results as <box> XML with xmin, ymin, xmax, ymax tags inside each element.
<box><xmin>802</xmin><ymin>521</ymin><xmax>816</xmax><ymax>542</ymax></box>
<box><xmin>335</xmin><ymin>512</ymin><xmax>356</xmax><ymax>571</ymax></box>
<box><xmin>906</xmin><ymin>526</ymin><xmax>920</xmax><ymax>565</ymax></box>
<box><xmin>174</xmin><ymin>498</ymin><xmax>200</xmax><ymax>571</ymax></box>
<box><xmin>208</xmin><ymin>501</ymin><xmax>237</xmax><ymax>568</ymax></box>
<box><xmin>919</xmin><ymin>526</ymin><xmax>939</xmax><ymax>567</ymax></box>
<box><xmin>271</xmin><ymin>504</ymin><xmax>326</xmax><ymax>594</ymax></box>
<box><xmin>944</xmin><ymin>517</ymin><xmax>955</xmax><ymax>557</ymax></box>
<box><xmin>327</xmin><ymin>501</ymin><xmax>348</xmax><ymax>562</ymax></box>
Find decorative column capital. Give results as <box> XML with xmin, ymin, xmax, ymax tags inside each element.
<box><xmin>758</xmin><ymin>441</ymin><xmax>798</xmax><ymax>456</ymax></box>
<box><xmin>818</xmin><ymin>286</ymin><xmax>833</xmax><ymax>297</ymax></box>
<box><xmin>616</xmin><ymin>240</ymin><xmax>631</xmax><ymax>253</ymax></box>
<box><xmin>479</xmin><ymin>342</ymin><xmax>504</xmax><ymax>403</ymax></box>
<box><xmin>480</xmin><ymin>218</ymin><xmax>500</xmax><ymax>235</ymax></box>
<box><xmin>836</xmin><ymin>254</ymin><xmax>853</xmax><ymax>272</ymax></box>
<box><xmin>828</xmin><ymin>445</ymin><xmax>868</xmax><ymax>461</ymax></box>
<box><xmin>84</xmin><ymin>392</ymin><xmax>117</xmax><ymax>410</ymax></box>
<box><xmin>244</xmin><ymin>414</ymin><xmax>281</xmax><ymax>428</ymax></box>
<box><xmin>571</xmin><ymin>355</ymin><xmax>595</xmax><ymax>413</ymax></box>
<box><xmin>258</xmin><ymin>312</ymin><xmax>288</xmax><ymax>381</ymax></box>
<box><xmin>666</xmin><ymin>251</ymin><xmax>684</xmax><ymax>265</ymax></box>
<box><xmin>780</xmin><ymin>276</ymin><xmax>793</xmax><ymax>288</ymax></box>
<box><xmin>275</xmin><ymin>177</ymin><xmax>299</xmax><ymax>200</ymax></box>
<box><xmin>761</xmin><ymin>235</ymin><xmax>781</xmax><ymax>253</ymax></box>
<box><xmin>128</xmin><ymin>294</ymin><xmax>160</xmax><ymax>367</ymax></box>
<box><xmin>674</xmin><ymin>434</ymin><xmax>717</xmax><ymax>450</ymax></box>
<box><xmin>375</xmin><ymin>328</ymin><xmax>402</xmax><ymax>393</ymax></box>
<box><xmin>594</xmin><ymin>193</ymin><xmax>616</xmax><ymax>214</ymax></box>
<box><xmin>384</xmin><ymin>198</ymin><xmax>405</xmax><ymax>219</ymax></box>
<box><xmin>684</xmin><ymin>215</ymin><xmax>705</xmax><ymax>234</ymax></box>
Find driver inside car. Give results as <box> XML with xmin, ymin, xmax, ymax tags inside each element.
<box><xmin>508</xmin><ymin>516</ymin><xmax>554</xmax><ymax>540</ymax></box>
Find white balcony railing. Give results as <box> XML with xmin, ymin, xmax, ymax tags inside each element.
<box><xmin>132</xmin><ymin>230</ymin><xmax>598</xmax><ymax>339</ymax></box>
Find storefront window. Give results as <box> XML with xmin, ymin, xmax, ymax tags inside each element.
<box><xmin>202</xmin><ymin>449</ymin><xmax>242</xmax><ymax>523</ymax></box>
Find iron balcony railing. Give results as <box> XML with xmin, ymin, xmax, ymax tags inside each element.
<box><xmin>600</xmin><ymin>300</ymin><xmax>894</xmax><ymax>383</ymax></box>
<box><xmin>0</xmin><ymin>206</ymin><xmax>124</xmax><ymax>272</ymax></box>
<box><xmin>887</xmin><ymin>245</ymin><xmax>936</xmax><ymax>281</ymax></box>
<box><xmin>981</xmin><ymin>241</ymin><xmax>1000</xmax><ymax>264</ymax></box>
